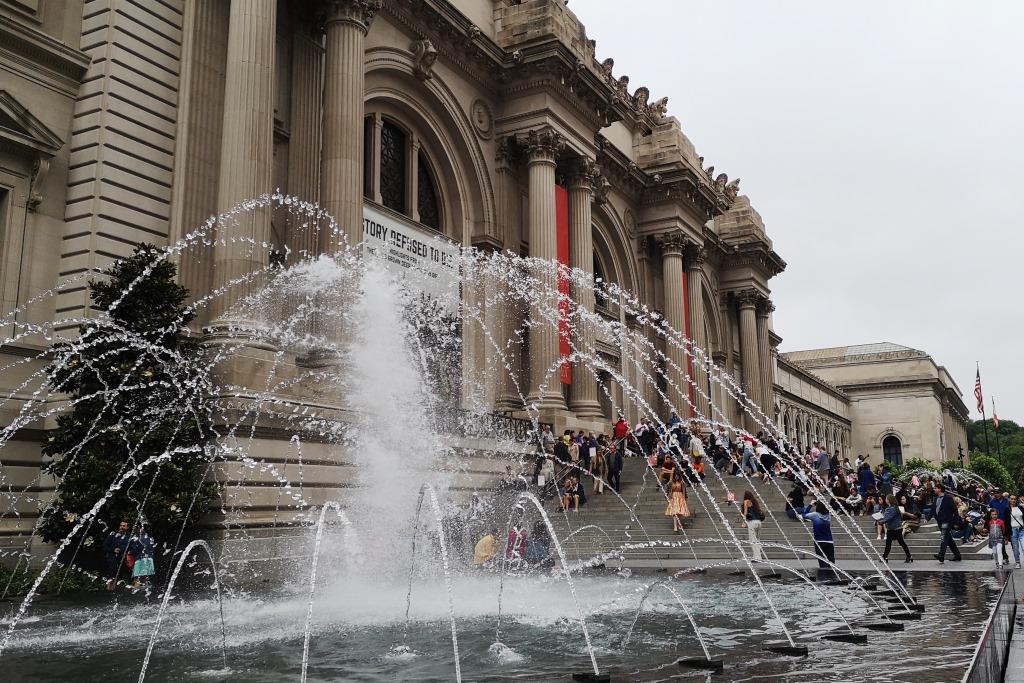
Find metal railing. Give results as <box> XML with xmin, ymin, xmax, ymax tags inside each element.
<box><xmin>429</xmin><ymin>405</ymin><xmax>552</xmax><ymax>444</ymax></box>
<box><xmin>964</xmin><ymin>571</ymin><xmax>1017</xmax><ymax>682</ymax></box>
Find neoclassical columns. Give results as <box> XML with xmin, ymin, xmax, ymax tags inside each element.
<box><xmin>659</xmin><ymin>232</ymin><xmax>689</xmax><ymax>416</ymax></box>
<box><xmin>320</xmin><ymin>0</ymin><xmax>381</xmax><ymax>251</ymax></box>
<box><xmin>524</xmin><ymin>128</ymin><xmax>567</xmax><ymax>411</ymax></box>
<box><xmin>567</xmin><ymin>159</ymin><xmax>603</xmax><ymax>419</ymax></box>
<box><xmin>211</xmin><ymin>0</ymin><xmax>276</xmax><ymax>320</ymax></box>
<box><xmin>756</xmin><ymin>298</ymin><xmax>775</xmax><ymax>420</ymax></box>
<box><xmin>684</xmin><ymin>245</ymin><xmax>709</xmax><ymax>418</ymax></box>
<box><xmin>737</xmin><ymin>289</ymin><xmax>762</xmax><ymax>428</ymax></box>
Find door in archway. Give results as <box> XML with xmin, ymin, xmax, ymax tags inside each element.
<box><xmin>882</xmin><ymin>435</ymin><xmax>903</xmax><ymax>467</ymax></box>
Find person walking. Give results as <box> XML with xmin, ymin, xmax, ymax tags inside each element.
<box><xmin>986</xmin><ymin>509</ymin><xmax>1007</xmax><ymax>570</ymax></box>
<box><xmin>591</xmin><ymin>447</ymin><xmax>608</xmax><ymax>495</ymax></box>
<box><xmin>1009</xmin><ymin>494</ymin><xmax>1024</xmax><ymax>570</ymax></box>
<box><xmin>881</xmin><ymin>495</ymin><xmax>913</xmax><ymax>563</ymax></box>
<box><xmin>932</xmin><ymin>483</ymin><xmax>963</xmax><ymax>563</ymax></box>
<box><xmin>608</xmin><ymin>443</ymin><xmax>623</xmax><ymax>493</ymax></box>
<box><xmin>664</xmin><ymin>470</ymin><xmax>692</xmax><ymax>534</ymax></box>
<box><xmin>740</xmin><ymin>491</ymin><xmax>765</xmax><ymax>561</ymax></box>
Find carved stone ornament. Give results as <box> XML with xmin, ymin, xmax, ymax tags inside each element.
<box><xmin>410</xmin><ymin>39</ymin><xmax>438</xmax><ymax>81</ymax></box>
<box><xmin>736</xmin><ymin>288</ymin><xmax>760</xmax><ymax>308</ymax></box>
<box><xmin>567</xmin><ymin>158</ymin><xmax>601</xmax><ymax>193</ymax></box>
<box><xmin>684</xmin><ymin>244</ymin><xmax>707</xmax><ymax>270</ymax></box>
<box><xmin>600</xmin><ymin>58</ymin><xmax>614</xmax><ymax>78</ymax></box>
<box><xmin>657</xmin><ymin>230</ymin><xmax>687</xmax><ymax>256</ymax></box>
<box><xmin>520</xmin><ymin>127</ymin><xmax>564</xmax><ymax>162</ymax></box>
<box><xmin>623</xmin><ymin>209</ymin><xmax>637</xmax><ymax>239</ymax></box>
<box><xmin>650</xmin><ymin>97</ymin><xmax>668</xmax><ymax>120</ymax></box>
<box><xmin>633</xmin><ymin>86</ymin><xmax>650</xmax><ymax>109</ymax></box>
<box><xmin>324</xmin><ymin>0</ymin><xmax>382</xmax><ymax>33</ymax></box>
<box><xmin>756</xmin><ymin>297</ymin><xmax>776</xmax><ymax>316</ymax></box>
<box><xmin>27</xmin><ymin>156</ymin><xmax>51</xmax><ymax>212</ymax></box>
<box><xmin>470</xmin><ymin>99</ymin><xmax>493</xmax><ymax>139</ymax></box>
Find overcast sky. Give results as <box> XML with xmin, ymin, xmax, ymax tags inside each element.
<box><xmin>583</xmin><ymin>0</ymin><xmax>1024</xmax><ymax>420</ymax></box>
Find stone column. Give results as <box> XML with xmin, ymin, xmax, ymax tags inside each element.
<box><xmin>493</xmin><ymin>138</ymin><xmax>525</xmax><ymax>412</ymax></box>
<box><xmin>684</xmin><ymin>244</ymin><xmax>709</xmax><ymax>419</ymax></box>
<box><xmin>756</xmin><ymin>297</ymin><xmax>774</xmax><ymax>420</ymax></box>
<box><xmin>659</xmin><ymin>232</ymin><xmax>688</xmax><ymax>416</ymax></box>
<box><xmin>211</xmin><ymin>0</ymin><xmax>276</xmax><ymax>321</ymax></box>
<box><xmin>320</xmin><ymin>0</ymin><xmax>381</xmax><ymax>251</ymax></box>
<box><xmin>737</xmin><ymin>289</ymin><xmax>762</xmax><ymax>429</ymax></box>
<box><xmin>567</xmin><ymin>159</ymin><xmax>603</xmax><ymax>420</ymax></box>
<box><xmin>524</xmin><ymin>128</ymin><xmax>567</xmax><ymax>411</ymax></box>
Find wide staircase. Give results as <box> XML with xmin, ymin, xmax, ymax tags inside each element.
<box><xmin>546</xmin><ymin>457</ymin><xmax>991</xmax><ymax>569</ymax></box>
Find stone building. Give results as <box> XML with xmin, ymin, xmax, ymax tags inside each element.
<box><xmin>0</xmin><ymin>0</ymin><xmax>967</xmax><ymax>554</ymax></box>
<box><xmin>781</xmin><ymin>343</ymin><xmax>970</xmax><ymax>467</ymax></box>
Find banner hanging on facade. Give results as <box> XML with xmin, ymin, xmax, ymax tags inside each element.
<box><xmin>362</xmin><ymin>204</ymin><xmax>460</xmax><ymax>314</ymax></box>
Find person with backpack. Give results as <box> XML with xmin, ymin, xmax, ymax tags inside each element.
<box><xmin>740</xmin><ymin>491</ymin><xmax>765</xmax><ymax>561</ymax></box>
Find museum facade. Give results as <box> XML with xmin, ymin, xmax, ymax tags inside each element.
<box><xmin>0</xmin><ymin>0</ymin><xmax>969</xmax><ymax>550</ymax></box>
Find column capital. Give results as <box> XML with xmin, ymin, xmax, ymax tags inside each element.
<box><xmin>519</xmin><ymin>127</ymin><xmax>564</xmax><ymax>165</ymax></box>
<box><xmin>656</xmin><ymin>230</ymin><xmax>687</xmax><ymax>257</ymax></box>
<box><xmin>736</xmin><ymin>288</ymin><xmax>760</xmax><ymax>309</ymax></box>
<box><xmin>756</xmin><ymin>296</ymin><xmax>775</xmax><ymax>317</ymax></box>
<box><xmin>683</xmin><ymin>243</ymin><xmax>707</xmax><ymax>270</ymax></box>
<box><xmin>322</xmin><ymin>0</ymin><xmax>382</xmax><ymax>34</ymax></box>
<box><xmin>566</xmin><ymin>157</ymin><xmax>600</xmax><ymax>192</ymax></box>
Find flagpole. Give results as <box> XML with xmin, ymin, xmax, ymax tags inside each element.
<box><xmin>978</xmin><ymin>362</ymin><xmax>991</xmax><ymax>457</ymax></box>
<box><xmin>993</xmin><ymin>395</ymin><xmax>1001</xmax><ymax>458</ymax></box>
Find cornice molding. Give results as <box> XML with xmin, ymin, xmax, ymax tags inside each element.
<box><xmin>0</xmin><ymin>15</ymin><xmax>89</xmax><ymax>97</ymax></box>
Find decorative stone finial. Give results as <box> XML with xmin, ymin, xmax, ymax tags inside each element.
<box><xmin>410</xmin><ymin>39</ymin><xmax>438</xmax><ymax>80</ymax></box>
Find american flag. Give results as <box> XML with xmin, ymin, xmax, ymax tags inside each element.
<box><xmin>974</xmin><ymin>368</ymin><xmax>984</xmax><ymax>415</ymax></box>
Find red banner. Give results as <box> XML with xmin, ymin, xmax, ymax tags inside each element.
<box><xmin>681</xmin><ymin>272</ymin><xmax>694</xmax><ymax>416</ymax></box>
<box><xmin>555</xmin><ymin>185</ymin><xmax>572</xmax><ymax>385</ymax></box>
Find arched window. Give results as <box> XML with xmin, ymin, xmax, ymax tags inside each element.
<box><xmin>379</xmin><ymin>120</ymin><xmax>407</xmax><ymax>214</ymax></box>
<box><xmin>882</xmin><ymin>435</ymin><xmax>903</xmax><ymax>467</ymax></box>
<box><xmin>593</xmin><ymin>254</ymin><xmax>609</xmax><ymax>308</ymax></box>
<box><xmin>365</xmin><ymin>115</ymin><xmax>444</xmax><ymax>232</ymax></box>
<box><xmin>417</xmin><ymin>150</ymin><xmax>440</xmax><ymax>230</ymax></box>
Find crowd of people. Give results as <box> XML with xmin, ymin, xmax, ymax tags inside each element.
<box><xmin>489</xmin><ymin>413</ymin><xmax>1020</xmax><ymax>574</ymax></box>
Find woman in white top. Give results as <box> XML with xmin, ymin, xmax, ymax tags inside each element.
<box><xmin>1009</xmin><ymin>494</ymin><xmax>1024</xmax><ymax>570</ymax></box>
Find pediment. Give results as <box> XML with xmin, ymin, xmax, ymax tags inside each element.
<box><xmin>0</xmin><ymin>90</ymin><xmax>63</xmax><ymax>157</ymax></box>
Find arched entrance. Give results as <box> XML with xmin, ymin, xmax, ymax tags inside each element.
<box><xmin>882</xmin><ymin>435</ymin><xmax>903</xmax><ymax>467</ymax></box>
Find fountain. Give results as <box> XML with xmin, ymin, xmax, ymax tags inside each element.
<box><xmin>0</xmin><ymin>195</ymin><xmax>997</xmax><ymax>680</ymax></box>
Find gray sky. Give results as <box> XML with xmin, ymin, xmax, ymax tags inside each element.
<box><xmin>583</xmin><ymin>0</ymin><xmax>1024</xmax><ymax>420</ymax></box>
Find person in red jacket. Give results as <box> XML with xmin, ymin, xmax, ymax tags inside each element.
<box><xmin>612</xmin><ymin>415</ymin><xmax>630</xmax><ymax>464</ymax></box>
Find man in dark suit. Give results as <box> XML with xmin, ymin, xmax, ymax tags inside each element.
<box><xmin>933</xmin><ymin>483</ymin><xmax>963</xmax><ymax>563</ymax></box>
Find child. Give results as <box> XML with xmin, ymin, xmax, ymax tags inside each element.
<box><xmin>987</xmin><ymin>509</ymin><xmax>1007</xmax><ymax>569</ymax></box>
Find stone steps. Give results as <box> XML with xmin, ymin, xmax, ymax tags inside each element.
<box><xmin>542</xmin><ymin>459</ymin><xmax>992</xmax><ymax>565</ymax></box>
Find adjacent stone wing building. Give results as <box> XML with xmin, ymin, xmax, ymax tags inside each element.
<box><xmin>782</xmin><ymin>343</ymin><xmax>970</xmax><ymax>467</ymax></box>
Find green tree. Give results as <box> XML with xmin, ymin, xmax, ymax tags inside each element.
<box><xmin>967</xmin><ymin>418</ymin><xmax>1024</xmax><ymax>489</ymax></box>
<box><xmin>38</xmin><ymin>245</ymin><xmax>219</xmax><ymax>556</ymax></box>
<box><xmin>967</xmin><ymin>453</ymin><xmax>1013</xmax><ymax>492</ymax></box>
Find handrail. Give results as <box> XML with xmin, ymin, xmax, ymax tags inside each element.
<box><xmin>429</xmin><ymin>405</ymin><xmax>552</xmax><ymax>443</ymax></box>
<box><xmin>963</xmin><ymin>571</ymin><xmax>1017</xmax><ymax>682</ymax></box>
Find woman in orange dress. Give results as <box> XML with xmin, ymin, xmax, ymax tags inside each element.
<box><xmin>664</xmin><ymin>470</ymin><xmax>692</xmax><ymax>533</ymax></box>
